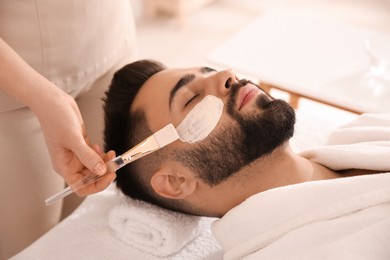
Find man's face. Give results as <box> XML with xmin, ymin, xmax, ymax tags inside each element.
<box><xmin>131</xmin><ymin>67</ymin><xmax>295</xmax><ymax>185</ymax></box>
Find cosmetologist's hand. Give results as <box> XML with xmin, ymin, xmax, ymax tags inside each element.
<box><xmin>69</xmin><ymin>146</ymin><xmax>117</xmax><ymax>196</ymax></box>
<box><xmin>35</xmin><ymin>90</ymin><xmax>116</xmax><ymax>195</ymax></box>
<box><xmin>1</xmin><ymin>37</ymin><xmax>115</xmax><ymax>195</ymax></box>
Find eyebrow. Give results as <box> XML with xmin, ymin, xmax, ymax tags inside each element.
<box><xmin>200</xmin><ymin>66</ymin><xmax>216</xmax><ymax>73</ymax></box>
<box><xmin>168</xmin><ymin>67</ymin><xmax>216</xmax><ymax>109</ymax></box>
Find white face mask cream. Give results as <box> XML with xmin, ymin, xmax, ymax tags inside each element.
<box><xmin>176</xmin><ymin>95</ymin><xmax>224</xmax><ymax>143</ymax></box>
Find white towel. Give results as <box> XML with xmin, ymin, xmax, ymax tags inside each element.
<box><xmin>300</xmin><ymin>113</ymin><xmax>390</xmax><ymax>171</ymax></box>
<box><xmin>108</xmin><ymin>196</ymin><xmax>201</xmax><ymax>257</ymax></box>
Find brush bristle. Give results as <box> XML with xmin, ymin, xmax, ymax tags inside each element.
<box><xmin>153</xmin><ymin>124</ymin><xmax>180</xmax><ymax>148</ymax></box>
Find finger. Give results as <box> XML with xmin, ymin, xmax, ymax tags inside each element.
<box><xmin>73</xmin><ymin>143</ymin><xmax>107</xmax><ymax>176</ymax></box>
<box><xmin>75</xmin><ymin>172</ymin><xmax>116</xmax><ymax>196</ymax></box>
<box><xmin>71</xmin><ymin>150</ymin><xmax>117</xmax><ymax>196</ymax></box>
<box><xmin>105</xmin><ymin>150</ymin><xmax>117</xmax><ymax>161</ymax></box>
<box><xmin>92</xmin><ymin>144</ymin><xmax>104</xmax><ymax>155</ymax></box>
<box><xmin>61</xmin><ymin>150</ymin><xmax>103</xmax><ymax>185</ymax></box>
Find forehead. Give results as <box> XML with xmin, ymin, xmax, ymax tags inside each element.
<box><xmin>131</xmin><ymin>67</ymin><xmax>199</xmax><ymax>131</ymax></box>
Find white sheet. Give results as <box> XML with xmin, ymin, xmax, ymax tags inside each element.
<box><xmin>11</xmin><ymin>185</ymin><xmax>222</xmax><ymax>260</ymax></box>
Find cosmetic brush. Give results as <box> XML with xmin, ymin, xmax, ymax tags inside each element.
<box><xmin>45</xmin><ymin>124</ymin><xmax>179</xmax><ymax>205</ymax></box>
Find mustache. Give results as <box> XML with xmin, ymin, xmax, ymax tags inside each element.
<box><xmin>227</xmin><ymin>78</ymin><xmax>274</xmax><ymax>115</ymax></box>
<box><xmin>227</xmin><ymin>79</ymin><xmax>258</xmax><ymax>114</ymax></box>
<box><xmin>227</xmin><ymin>79</ymin><xmax>248</xmax><ymax>115</ymax></box>
<box><xmin>230</xmin><ymin>78</ymin><xmax>253</xmax><ymax>89</ymax></box>
<box><xmin>229</xmin><ymin>78</ymin><xmax>255</xmax><ymax>100</ymax></box>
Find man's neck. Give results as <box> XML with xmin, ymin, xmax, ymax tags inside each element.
<box><xmin>195</xmin><ymin>143</ymin><xmax>382</xmax><ymax>217</ymax></box>
<box><xmin>198</xmin><ymin>144</ymin><xmax>342</xmax><ymax>217</ymax></box>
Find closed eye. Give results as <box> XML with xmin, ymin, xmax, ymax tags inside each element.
<box><xmin>185</xmin><ymin>95</ymin><xmax>199</xmax><ymax>107</ymax></box>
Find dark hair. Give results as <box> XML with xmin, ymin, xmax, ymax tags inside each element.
<box><xmin>103</xmin><ymin>59</ymin><xmax>167</xmax><ymax>206</ymax></box>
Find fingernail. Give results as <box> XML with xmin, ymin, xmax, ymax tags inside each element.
<box><xmin>94</xmin><ymin>163</ymin><xmax>106</xmax><ymax>175</ymax></box>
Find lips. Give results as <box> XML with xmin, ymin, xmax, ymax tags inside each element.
<box><xmin>238</xmin><ymin>84</ymin><xmax>261</xmax><ymax>110</ymax></box>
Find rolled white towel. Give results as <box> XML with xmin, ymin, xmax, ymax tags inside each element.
<box><xmin>108</xmin><ymin>197</ymin><xmax>201</xmax><ymax>257</ymax></box>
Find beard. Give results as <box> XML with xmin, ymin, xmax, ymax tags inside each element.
<box><xmin>173</xmin><ymin>81</ymin><xmax>296</xmax><ymax>186</ymax></box>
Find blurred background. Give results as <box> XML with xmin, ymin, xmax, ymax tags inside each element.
<box><xmin>129</xmin><ymin>0</ymin><xmax>390</xmax><ymax>127</ymax></box>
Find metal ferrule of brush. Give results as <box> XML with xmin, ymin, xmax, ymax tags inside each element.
<box><xmin>106</xmin><ymin>156</ymin><xmax>125</xmax><ymax>172</ymax></box>
<box><xmin>121</xmin><ymin>136</ymin><xmax>160</xmax><ymax>164</ymax></box>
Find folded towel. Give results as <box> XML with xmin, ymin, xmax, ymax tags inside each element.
<box><xmin>108</xmin><ymin>196</ymin><xmax>201</xmax><ymax>257</ymax></box>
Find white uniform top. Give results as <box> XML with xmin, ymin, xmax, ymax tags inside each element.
<box><xmin>0</xmin><ymin>0</ymin><xmax>136</xmax><ymax>111</ymax></box>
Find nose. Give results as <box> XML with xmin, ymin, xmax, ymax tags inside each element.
<box><xmin>213</xmin><ymin>69</ymin><xmax>237</xmax><ymax>96</ymax></box>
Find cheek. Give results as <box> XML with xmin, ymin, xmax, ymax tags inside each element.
<box><xmin>203</xmin><ymin>113</ymin><xmax>238</xmax><ymax>142</ymax></box>
<box><xmin>176</xmin><ymin>95</ymin><xmax>224</xmax><ymax>144</ymax></box>
<box><xmin>171</xmin><ymin>113</ymin><xmax>233</xmax><ymax>151</ymax></box>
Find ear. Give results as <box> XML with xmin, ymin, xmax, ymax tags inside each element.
<box><xmin>150</xmin><ymin>166</ymin><xmax>197</xmax><ymax>200</ymax></box>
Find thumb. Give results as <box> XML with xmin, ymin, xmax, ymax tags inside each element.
<box><xmin>74</xmin><ymin>143</ymin><xmax>107</xmax><ymax>176</ymax></box>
